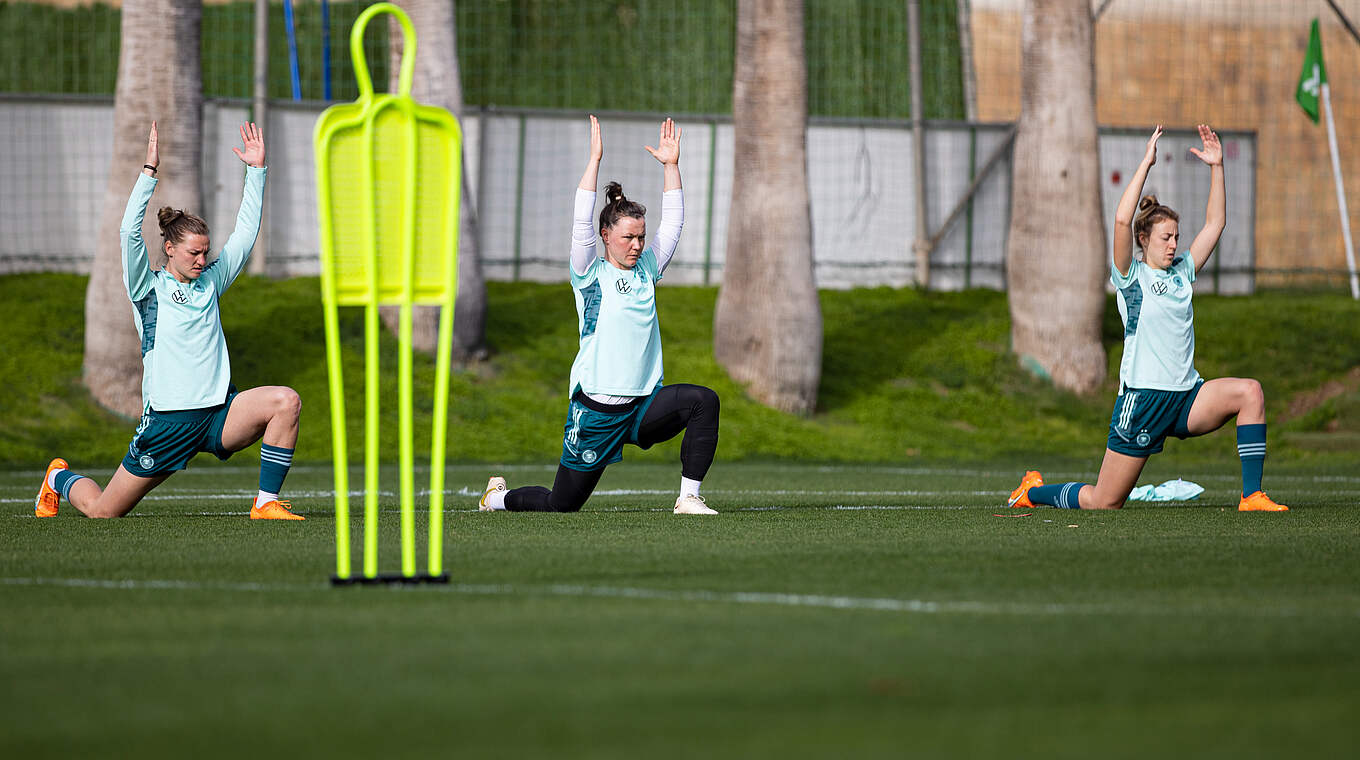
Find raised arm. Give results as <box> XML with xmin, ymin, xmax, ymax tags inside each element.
<box><xmin>1186</xmin><ymin>124</ymin><xmax>1225</xmax><ymax>272</ymax></box>
<box><xmin>644</xmin><ymin>118</ymin><xmax>683</xmax><ymax>273</ymax></box>
<box><xmin>210</xmin><ymin>122</ymin><xmax>267</xmax><ymax>291</ymax></box>
<box><xmin>1112</xmin><ymin>126</ymin><xmax>1161</xmax><ymax>278</ymax></box>
<box><xmin>120</xmin><ymin>122</ymin><xmax>159</xmax><ymax>301</ymax></box>
<box><xmin>645</xmin><ymin>117</ymin><xmax>682</xmax><ymax>193</ymax></box>
<box><xmin>570</xmin><ymin>115</ymin><xmax>603</xmax><ymax>276</ymax></box>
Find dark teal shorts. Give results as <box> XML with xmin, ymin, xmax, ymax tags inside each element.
<box><xmin>559</xmin><ymin>388</ymin><xmax>661</xmax><ymax>472</ymax></box>
<box><xmin>122</xmin><ymin>387</ymin><xmax>240</xmax><ymax>477</ymax></box>
<box><xmin>1106</xmin><ymin>381</ymin><xmax>1203</xmax><ymax>457</ymax></box>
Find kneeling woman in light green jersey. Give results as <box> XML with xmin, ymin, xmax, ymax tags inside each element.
<box><xmin>35</xmin><ymin>122</ymin><xmax>304</xmax><ymax>520</ymax></box>
<box><xmin>1009</xmin><ymin>124</ymin><xmax>1288</xmax><ymax>512</ymax></box>
<box><xmin>480</xmin><ymin>116</ymin><xmax>720</xmax><ymax>515</ymax></box>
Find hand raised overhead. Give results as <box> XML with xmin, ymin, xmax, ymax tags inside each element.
<box><xmin>144</xmin><ymin>121</ymin><xmax>159</xmax><ymax>175</ymax></box>
<box><xmin>588</xmin><ymin>114</ymin><xmax>603</xmax><ymax>164</ymax></box>
<box><xmin>1141</xmin><ymin>125</ymin><xmax>1163</xmax><ymax>167</ymax></box>
<box><xmin>231</xmin><ymin>122</ymin><xmax>266</xmax><ymax>168</ymax></box>
<box><xmin>644</xmin><ymin>118</ymin><xmax>680</xmax><ymax>166</ymax></box>
<box><xmin>1188</xmin><ymin>124</ymin><xmax>1222</xmax><ymax>167</ymax></box>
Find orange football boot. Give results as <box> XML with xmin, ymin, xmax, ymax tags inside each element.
<box><xmin>250</xmin><ymin>499</ymin><xmax>305</xmax><ymax>520</ymax></box>
<box><xmin>35</xmin><ymin>457</ymin><xmax>68</xmax><ymax>517</ymax></box>
<box><xmin>1238</xmin><ymin>491</ymin><xmax>1289</xmax><ymax>512</ymax></box>
<box><xmin>1007</xmin><ymin>470</ymin><xmax>1044</xmax><ymax>509</ymax></box>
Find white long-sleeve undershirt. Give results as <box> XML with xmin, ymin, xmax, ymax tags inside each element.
<box><xmin>570</xmin><ymin>187</ymin><xmax>683</xmax><ymax>405</ymax></box>
<box><xmin>570</xmin><ymin>187</ymin><xmax>684</xmax><ymax>276</ymax></box>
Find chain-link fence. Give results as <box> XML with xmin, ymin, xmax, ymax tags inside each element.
<box><xmin>0</xmin><ymin>0</ymin><xmax>965</xmax><ymax>117</ymax></box>
<box><xmin>973</xmin><ymin>0</ymin><xmax>1360</xmax><ymax>289</ymax></box>
<box><xmin>2</xmin><ymin>0</ymin><xmax>1355</xmax><ymax>289</ymax></box>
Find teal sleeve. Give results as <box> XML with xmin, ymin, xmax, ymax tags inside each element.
<box><xmin>1111</xmin><ymin>257</ymin><xmax>1138</xmax><ymax>289</ymax></box>
<box><xmin>640</xmin><ymin>247</ymin><xmax>661</xmax><ymax>282</ymax></box>
<box><xmin>120</xmin><ymin>172</ymin><xmax>158</xmax><ymax>302</ymax></box>
<box><xmin>205</xmin><ymin>165</ymin><xmax>267</xmax><ymax>293</ymax></box>
<box><xmin>1178</xmin><ymin>253</ymin><xmax>1197</xmax><ymax>283</ymax></box>
<box><xmin>570</xmin><ymin>253</ymin><xmax>600</xmax><ymax>289</ymax></box>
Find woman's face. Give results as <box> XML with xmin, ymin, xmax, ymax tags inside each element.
<box><xmin>1140</xmin><ymin>218</ymin><xmax>1179</xmax><ymax>270</ymax></box>
<box><xmin>601</xmin><ymin>216</ymin><xmax>645</xmax><ymax>270</ymax></box>
<box><xmin>164</xmin><ymin>233</ymin><xmax>211</xmax><ymax>282</ymax></box>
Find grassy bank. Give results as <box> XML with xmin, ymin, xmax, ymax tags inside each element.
<box><xmin>2</xmin><ymin>273</ymin><xmax>1357</xmax><ymax>470</ymax></box>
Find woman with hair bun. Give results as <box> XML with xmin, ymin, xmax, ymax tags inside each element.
<box><xmin>34</xmin><ymin>121</ymin><xmax>305</xmax><ymax>520</ymax></box>
<box><xmin>479</xmin><ymin>116</ymin><xmax>721</xmax><ymax>515</ymax></box>
<box><xmin>1008</xmin><ymin>124</ymin><xmax>1288</xmax><ymax>512</ymax></box>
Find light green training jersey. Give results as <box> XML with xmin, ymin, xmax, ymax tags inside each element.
<box><xmin>1112</xmin><ymin>254</ymin><xmax>1201</xmax><ymax>392</ymax></box>
<box><xmin>568</xmin><ymin>247</ymin><xmax>665</xmax><ymax>397</ymax></box>
<box><xmin>120</xmin><ymin>167</ymin><xmax>266</xmax><ymax>411</ymax></box>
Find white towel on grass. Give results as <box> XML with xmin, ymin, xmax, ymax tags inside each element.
<box><xmin>1128</xmin><ymin>478</ymin><xmax>1205</xmax><ymax>502</ymax></box>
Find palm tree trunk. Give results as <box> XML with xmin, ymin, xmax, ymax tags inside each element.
<box><xmin>84</xmin><ymin>0</ymin><xmax>202</xmax><ymax>418</ymax></box>
<box><xmin>713</xmin><ymin>0</ymin><xmax>822</xmax><ymax>414</ymax></box>
<box><xmin>384</xmin><ymin>0</ymin><xmax>488</xmax><ymax>360</ymax></box>
<box><xmin>1005</xmin><ymin>0</ymin><xmax>1106</xmax><ymax>394</ymax></box>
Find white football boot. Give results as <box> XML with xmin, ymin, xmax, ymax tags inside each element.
<box><xmin>479</xmin><ymin>476</ymin><xmax>507</xmax><ymax>511</ymax></box>
<box><xmin>673</xmin><ymin>493</ymin><xmax>718</xmax><ymax>515</ymax></box>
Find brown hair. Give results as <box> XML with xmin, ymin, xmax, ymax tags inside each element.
<box><xmin>157</xmin><ymin>206</ymin><xmax>209</xmax><ymax>247</ymax></box>
<box><xmin>1132</xmin><ymin>195</ymin><xmax>1179</xmax><ymax>251</ymax></box>
<box><xmin>598</xmin><ymin>181</ymin><xmax>646</xmax><ymax>232</ymax></box>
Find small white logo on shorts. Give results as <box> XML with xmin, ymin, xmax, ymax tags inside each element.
<box><xmin>139</xmin><ymin>454</ymin><xmax>155</xmax><ymax>469</ymax></box>
<box><xmin>1135</xmin><ymin>432</ymin><xmax>1151</xmax><ymax>447</ymax></box>
<box><xmin>582</xmin><ymin>449</ymin><xmax>598</xmax><ymax>464</ymax></box>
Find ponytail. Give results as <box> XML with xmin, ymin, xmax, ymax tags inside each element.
<box><xmin>1132</xmin><ymin>195</ymin><xmax>1178</xmax><ymax>251</ymax></box>
<box><xmin>157</xmin><ymin>206</ymin><xmax>209</xmax><ymax>246</ymax></box>
<box><xmin>598</xmin><ymin>181</ymin><xmax>646</xmax><ymax>232</ymax></box>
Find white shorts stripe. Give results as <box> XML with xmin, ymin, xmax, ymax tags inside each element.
<box><xmin>1118</xmin><ymin>392</ymin><xmax>1138</xmax><ymax>431</ymax></box>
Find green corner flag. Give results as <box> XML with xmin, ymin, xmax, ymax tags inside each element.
<box><xmin>1297</xmin><ymin>18</ymin><xmax>1327</xmax><ymax>123</ymax></box>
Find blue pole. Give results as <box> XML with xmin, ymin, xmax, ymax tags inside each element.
<box><xmin>283</xmin><ymin>0</ymin><xmax>302</xmax><ymax>100</ymax></box>
<box><xmin>321</xmin><ymin>0</ymin><xmax>332</xmax><ymax>100</ymax></box>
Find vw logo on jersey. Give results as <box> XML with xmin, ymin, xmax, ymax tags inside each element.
<box><xmin>139</xmin><ymin>454</ymin><xmax>155</xmax><ymax>470</ymax></box>
<box><xmin>582</xmin><ymin>449</ymin><xmax>598</xmax><ymax>464</ymax></box>
<box><xmin>614</xmin><ymin>279</ymin><xmax>632</xmax><ymax>295</ymax></box>
<box><xmin>171</xmin><ymin>288</ymin><xmax>189</xmax><ymax>305</ymax></box>
<box><xmin>1150</xmin><ymin>281</ymin><xmax>1169</xmax><ymax>296</ymax></box>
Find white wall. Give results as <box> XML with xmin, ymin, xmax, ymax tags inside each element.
<box><xmin>0</xmin><ymin>97</ymin><xmax>1256</xmax><ymax>293</ymax></box>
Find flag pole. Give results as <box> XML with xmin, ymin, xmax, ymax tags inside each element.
<box><xmin>1321</xmin><ymin>82</ymin><xmax>1359</xmax><ymax>299</ymax></box>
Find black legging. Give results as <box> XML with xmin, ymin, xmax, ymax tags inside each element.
<box><xmin>505</xmin><ymin>383</ymin><xmax>720</xmax><ymax>512</ymax></box>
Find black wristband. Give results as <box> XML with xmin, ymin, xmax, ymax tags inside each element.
<box><xmin>143</xmin><ymin>164</ymin><xmax>157</xmax><ymax>174</ymax></box>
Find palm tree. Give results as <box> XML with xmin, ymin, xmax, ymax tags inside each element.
<box><xmin>1005</xmin><ymin>0</ymin><xmax>1106</xmax><ymax>394</ymax></box>
<box><xmin>713</xmin><ymin>0</ymin><xmax>822</xmax><ymax>414</ymax></box>
<box><xmin>384</xmin><ymin>0</ymin><xmax>487</xmax><ymax>360</ymax></box>
<box><xmin>84</xmin><ymin>0</ymin><xmax>202</xmax><ymax>417</ymax></box>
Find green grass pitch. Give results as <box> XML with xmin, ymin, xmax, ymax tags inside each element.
<box><xmin>3</xmin><ymin>460</ymin><xmax>1357</xmax><ymax>758</ymax></box>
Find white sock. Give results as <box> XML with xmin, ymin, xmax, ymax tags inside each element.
<box><xmin>255</xmin><ymin>490</ymin><xmax>278</xmax><ymax>509</ymax></box>
<box><xmin>47</xmin><ymin>469</ymin><xmax>65</xmax><ymax>489</ymax></box>
<box><xmin>485</xmin><ymin>489</ymin><xmax>507</xmax><ymax>510</ymax></box>
<box><xmin>680</xmin><ymin>477</ymin><xmax>702</xmax><ymax>499</ymax></box>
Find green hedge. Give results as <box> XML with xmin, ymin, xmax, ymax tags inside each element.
<box><xmin>0</xmin><ymin>0</ymin><xmax>963</xmax><ymax>118</ymax></box>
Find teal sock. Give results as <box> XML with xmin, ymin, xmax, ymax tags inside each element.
<box><xmin>259</xmin><ymin>444</ymin><xmax>294</xmax><ymax>494</ymax></box>
<box><xmin>1028</xmin><ymin>482</ymin><xmax>1086</xmax><ymax>509</ymax></box>
<box><xmin>1237</xmin><ymin>423</ymin><xmax>1266</xmax><ymax>496</ymax></box>
<box><xmin>52</xmin><ymin>469</ymin><xmax>89</xmax><ymax>501</ymax></box>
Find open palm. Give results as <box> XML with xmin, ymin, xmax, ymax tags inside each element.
<box><xmin>231</xmin><ymin>122</ymin><xmax>265</xmax><ymax>167</ymax></box>
<box><xmin>644</xmin><ymin>118</ymin><xmax>680</xmax><ymax>165</ymax></box>
<box><xmin>1189</xmin><ymin>124</ymin><xmax>1221</xmax><ymax>166</ymax></box>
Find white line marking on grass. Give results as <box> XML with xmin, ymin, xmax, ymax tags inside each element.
<box><xmin>446</xmin><ymin>487</ymin><xmax>1005</xmax><ymax>498</ymax></box>
<box><xmin>3</xmin><ymin>487</ymin><xmax>1007</xmax><ymax>506</ymax></box>
<box><xmin>3</xmin><ymin>576</ymin><xmax>1353</xmax><ymax>619</ymax></box>
<box><xmin>0</xmin><ymin>577</ymin><xmax>289</xmax><ymax>592</ymax></box>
